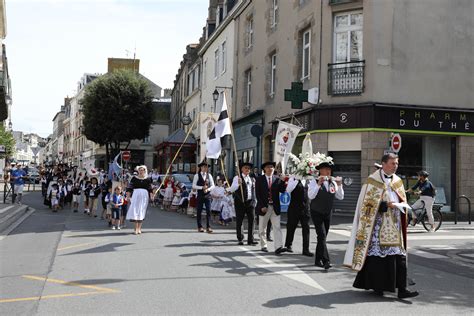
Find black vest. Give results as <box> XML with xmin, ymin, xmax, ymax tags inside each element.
<box><xmin>197</xmin><ymin>173</ymin><xmax>209</xmax><ymax>199</ymax></box>
<box><xmin>234</xmin><ymin>176</ymin><xmax>253</xmax><ymax>208</ymax></box>
<box><xmin>310</xmin><ymin>183</ymin><xmax>336</xmax><ymax>215</ymax></box>
<box><xmin>288</xmin><ymin>181</ymin><xmax>309</xmax><ymax>214</ymax></box>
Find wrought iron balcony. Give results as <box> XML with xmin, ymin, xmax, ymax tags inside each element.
<box><xmin>327</xmin><ymin>60</ymin><xmax>365</xmax><ymax>96</ymax></box>
<box><xmin>329</xmin><ymin>0</ymin><xmax>359</xmax><ymax>5</ymax></box>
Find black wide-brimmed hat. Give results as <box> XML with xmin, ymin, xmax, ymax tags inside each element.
<box><xmin>198</xmin><ymin>160</ymin><xmax>210</xmax><ymax>168</ymax></box>
<box><xmin>239</xmin><ymin>162</ymin><xmax>254</xmax><ymax>169</ymax></box>
<box><xmin>316</xmin><ymin>161</ymin><xmax>334</xmax><ymax>170</ymax></box>
<box><xmin>261</xmin><ymin>161</ymin><xmax>276</xmax><ymax>169</ymax></box>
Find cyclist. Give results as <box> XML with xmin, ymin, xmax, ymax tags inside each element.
<box><xmin>407</xmin><ymin>170</ymin><xmax>436</xmax><ymax>232</ymax></box>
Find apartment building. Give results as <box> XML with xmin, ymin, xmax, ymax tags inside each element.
<box><xmin>231</xmin><ymin>0</ymin><xmax>473</xmax><ymax>213</ymax></box>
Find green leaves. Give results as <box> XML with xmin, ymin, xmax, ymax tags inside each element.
<box><xmin>0</xmin><ymin>125</ymin><xmax>16</xmax><ymax>157</ymax></box>
<box><xmin>80</xmin><ymin>69</ymin><xmax>154</xmax><ymax>157</ymax></box>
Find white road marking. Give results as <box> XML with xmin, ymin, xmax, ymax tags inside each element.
<box><xmin>425</xmin><ymin>245</ymin><xmax>457</xmax><ymax>250</ymax></box>
<box><xmin>410</xmin><ymin>249</ymin><xmax>449</xmax><ymax>259</ymax></box>
<box><xmin>0</xmin><ymin>205</ymin><xmax>15</xmax><ymax>214</ymax></box>
<box><xmin>329</xmin><ymin>229</ymin><xmax>351</xmax><ymax>237</ymax></box>
<box><xmin>408</xmin><ymin>235</ymin><xmax>474</xmax><ymax>241</ymax></box>
<box><xmin>330</xmin><ymin>228</ymin><xmax>474</xmax><ymax>241</ymax></box>
<box><xmin>240</xmin><ymin>247</ymin><xmax>326</xmax><ymax>292</ymax></box>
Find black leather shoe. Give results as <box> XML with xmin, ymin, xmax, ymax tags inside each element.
<box><xmin>398</xmin><ymin>289</ymin><xmax>419</xmax><ymax>299</ymax></box>
<box><xmin>238</xmin><ymin>241</ymin><xmax>244</xmax><ymax>245</ymax></box>
<box><xmin>275</xmin><ymin>247</ymin><xmax>287</xmax><ymax>255</ymax></box>
<box><xmin>248</xmin><ymin>241</ymin><xmax>258</xmax><ymax>246</ymax></box>
<box><xmin>286</xmin><ymin>246</ymin><xmax>293</xmax><ymax>253</ymax></box>
<box><xmin>303</xmin><ymin>251</ymin><xmax>314</xmax><ymax>257</ymax></box>
<box><xmin>267</xmin><ymin>237</ymin><xmax>273</xmax><ymax>242</ymax></box>
<box><xmin>324</xmin><ymin>262</ymin><xmax>332</xmax><ymax>270</ymax></box>
<box><xmin>373</xmin><ymin>290</ymin><xmax>384</xmax><ymax>296</ymax></box>
<box><xmin>261</xmin><ymin>247</ymin><xmax>268</xmax><ymax>252</ymax></box>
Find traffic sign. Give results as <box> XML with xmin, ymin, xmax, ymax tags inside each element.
<box><xmin>122</xmin><ymin>151</ymin><xmax>131</xmax><ymax>161</ymax></box>
<box><xmin>391</xmin><ymin>133</ymin><xmax>402</xmax><ymax>153</ymax></box>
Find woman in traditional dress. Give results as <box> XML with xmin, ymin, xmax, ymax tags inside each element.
<box><xmin>162</xmin><ymin>176</ymin><xmax>175</xmax><ymax>210</ymax></box>
<box><xmin>211</xmin><ymin>178</ymin><xmax>225</xmax><ymax>223</ymax></box>
<box><xmin>170</xmin><ymin>186</ymin><xmax>182</xmax><ymax>211</ymax></box>
<box><xmin>126</xmin><ymin>165</ymin><xmax>153</xmax><ymax>235</ymax></box>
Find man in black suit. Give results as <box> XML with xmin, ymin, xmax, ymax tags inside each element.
<box><xmin>284</xmin><ymin>176</ymin><xmax>313</xmax><ymax>257</ymax></box>
<box><xmin>255</xmin><ymin>161</ymin><xmax>287</xmax><ymax>255</ymax></box>
<box><xmin>228</xmin><ymin>162</ymin><xmax>258</xmax><ymax>246</ymax></box>
<box><xmin>308</xmin><ymin>161</ymin><xmax>344</xmax><ymax>269</ymax></box>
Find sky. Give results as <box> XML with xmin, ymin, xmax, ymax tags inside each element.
<box><xmin>6</xmin><ymin>0</ymin><xmax>208</xmax><ymax>137</ymax></box>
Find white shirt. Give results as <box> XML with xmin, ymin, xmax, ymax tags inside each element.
<box><xmin>192</xmin><ymin>172</ymin><xmax>215</xmax><ymax>191</ymax></box>
<box><xmin>308</xmin><ymin>178</ymin><xmax>344</xmax><ymax>200</ymax></box>
<box><xmin>382</xmin><ymin>172</ymin><xmax>400</xmax><ymax>203</ymax></box>
<box><xmin>286</xmin><ymin>176</ymin><xmax>305</xmax><ymax>194</ymax></box>
<box><xmin>228</xmin><ymin>174</ymin><xmax>253</xmax><ymax>200</ymax></box>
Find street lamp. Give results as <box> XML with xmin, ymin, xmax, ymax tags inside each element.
<box><xmin>8</xmin><ymin>120</ymin><xmax>12</xmax><ymax>131</ymax></box>
<box><xmin>212</xmin><ymin>89</ymin><xmax>219</xmax><ymax>112</ymax></box>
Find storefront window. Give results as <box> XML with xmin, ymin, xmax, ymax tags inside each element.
<box><xmin>397</xmin><ymin>135</ymin><xmax>453</xmax><ymax>212</ymax></box>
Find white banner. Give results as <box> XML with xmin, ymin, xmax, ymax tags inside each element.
<box><xmin>199</xmin><ymin>112</ymin><xmax>219</xmax><ymax>162</ymax></box>
<box><xmin>273</xmin><ymin>121</ymin><xmax>303</xmax><ymax>173</ymax></box>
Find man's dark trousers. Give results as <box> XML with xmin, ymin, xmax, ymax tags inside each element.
<box><xmin>285</xmin><ymin>211</ymin><xmax>310</xmax><ymax>252</ymax></box>
<box><xmin>236</xmin><ymin>201</ymin><xmax>255</xmax><ymax>243</ymax></box>
<box><xmin>311</xmin><ymin>211</ymin><xmax>331</xmax><ymax>264</ymax></box>
<box><xmin>197</xmin><ymin>198</ymin><xmax>211</xmax><ymax>228</ymax></box>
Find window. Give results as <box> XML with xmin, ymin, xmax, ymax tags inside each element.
<box><xmin>143</xmin><ymin>136</ymin><xmax>150</xmax><ymax>144</ymax></box>
<box><xmin>270</xmin><ymin>53</ymin><xmax>277</xmax><ymax>96</ymax></box>
<box><xmin>334</xmin><ymin>12</ymin><xmax>363</xmax><ymax>62</ymax></box>
<box><xmin>271</xmin><ymin>0</ymin><xmax>278</xmax><ymax>28</ymax></box>
<box><xmin>302</xmin><ymin>29</ymin><xmax>311</xmax><ymax>80</ymax></box>
<box><xmin>246</xmin><ymin>18</ymin><xmax>254</xmax><ymax>48</ymax></box>
<box><xmin>245</xmin><ymin>70</ymin><xmax>252</xmax><ymax>107</ymax></box>
<box><xmin>221</xmin><ymin>41</ymin><xmax>227</xmax><ymax>74</ymax></box>
<box><xmin>214</xmin><ymin>48</ymin><xmax>220</xmax><ymax>78</ymax></box>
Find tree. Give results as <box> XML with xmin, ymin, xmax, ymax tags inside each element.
<box><xmin>0</xmin><ymin>125</ymin><xmax>16</xmax><ymax>160</ymax></box>
<box><xmin>81</xmin><ymin>69</ymin><xmax>154</xmax><ymax>164</ymax></box>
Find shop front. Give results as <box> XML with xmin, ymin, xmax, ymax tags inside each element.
<box><xmin>155</xmin><ymin>128</ymin><xmax>197</xmax><ymax>174</ymax></box>
<box><xmin>279</xmin><ymin>103</ymin><xmax>473</xmax><ymax>214</ymax></box>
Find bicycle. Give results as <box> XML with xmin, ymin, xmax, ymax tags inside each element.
<box><xmin>407</xmin><ymin>193</ymin><xmax>443</xmax><ymax>232</ymax></box>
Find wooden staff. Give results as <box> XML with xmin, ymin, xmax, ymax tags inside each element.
<box><xmin>223</xmin><ymin>91</ymin><xmax>245</xmax><ymax>201</ymax></box>
<box><xmin>152</xmin><ymin>115</ymin><xmax>198</xmax><ymax>200</ymax></box>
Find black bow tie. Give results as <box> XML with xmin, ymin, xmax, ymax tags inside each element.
<box><xmin>384</xmin><ymin>174</ymin><xmax>393</xmax><ymax>179</ymax></box>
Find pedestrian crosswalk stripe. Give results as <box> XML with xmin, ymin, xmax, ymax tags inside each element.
<box><xmin>240</xmin><ymin>247</ymin><xmax>326</xmax><ymax>292</ymax></box>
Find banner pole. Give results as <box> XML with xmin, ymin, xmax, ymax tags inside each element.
<box><xmin>224</xmin><ymin>91</ymin><xmax>245</xmax><ymax>201</ymax></box>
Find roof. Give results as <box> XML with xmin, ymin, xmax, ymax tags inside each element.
<box><xmin>163</xmin><ymin>128</ymin><xmax>196</xmax><ymax>144</ymax></box>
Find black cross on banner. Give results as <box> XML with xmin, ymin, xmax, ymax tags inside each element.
<box><xmin>284</xmin><ymin>82</ymin><xmax>308</xmax><ymax>109</ymax></box>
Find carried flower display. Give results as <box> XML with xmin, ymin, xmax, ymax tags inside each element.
<box><xmin>288</xmin><ymin>152</ymin><xmax>334</xmax><ymax>179</ymax></box>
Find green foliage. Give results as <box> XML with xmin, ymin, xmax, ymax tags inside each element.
<box><xmin>80</xmin><ymin>69</ymin><xmax>154</xmax><ymax>159</ymax></box>
<box><xmin>0</xmin><ymin>124</ymin><xmax>16</xmax><ymax>157</ymax></box>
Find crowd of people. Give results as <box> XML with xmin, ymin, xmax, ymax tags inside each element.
<box><xmin>17</xmin><ymin>151</ymin><xmax>426</xmax><ymax>299</ymax></box>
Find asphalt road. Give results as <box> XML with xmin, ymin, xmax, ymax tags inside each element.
<box><xmin>0</xmin><ymin>191</ymin><xmax>473</xmax><ymax>315</ymax></box>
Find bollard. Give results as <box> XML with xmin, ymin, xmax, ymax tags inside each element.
<box><xmin>454</xmin><ymin>195</ymin><xmax>472</xmax><ymax>225</ymax></box>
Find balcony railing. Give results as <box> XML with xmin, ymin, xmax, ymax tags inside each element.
<box><xmin>328</xmin><ymin>60</ymin><xmax>365</xmax><ymax>96</ymax></box>
<box><xmin>329</xmin><ymin>0</ymin><xmax>358</xmax><ymax>5</ymax></box>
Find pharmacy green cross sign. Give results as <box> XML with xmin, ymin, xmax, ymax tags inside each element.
<box><xmin>284</xmin><ymin>82</ymin><xmax>308</xmax><ymax>109</ymax></box>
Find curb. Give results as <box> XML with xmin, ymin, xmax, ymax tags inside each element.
<box><xmin>0</xmin><ymin>205</ymin><xmax>35</xmax><ymax>241</ymax></box>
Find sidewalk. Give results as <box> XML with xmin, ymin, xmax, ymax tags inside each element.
<box><xmin>0</xmin><ymin>202</ymin><xmax>34</xmax><ymax>238</ymax></box>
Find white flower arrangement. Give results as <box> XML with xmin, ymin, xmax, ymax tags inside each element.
<box><xmin>288</xmin><ymin>152</ymin><xmax>333</xmax><ymax>179</ymax></box>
